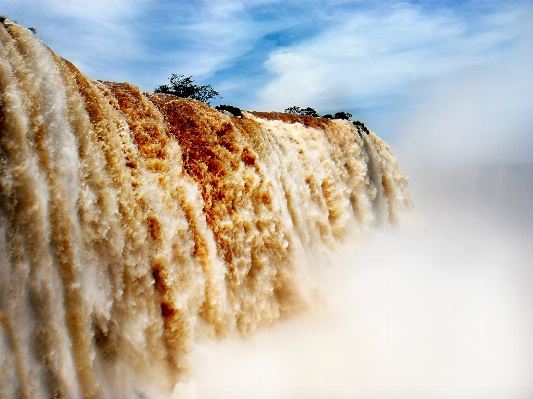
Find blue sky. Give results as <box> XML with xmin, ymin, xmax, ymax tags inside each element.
<box><xmin>2</xmin><ymin>0</ymin><xmax>533</xmax><ymax>165</ymax></box>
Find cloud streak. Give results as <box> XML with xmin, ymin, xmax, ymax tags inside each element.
<box><xmin>255</xmin><ymin>3</ymin><xmax>520</xmax><ymax>113</ymax></box>
<box><xmin>395</xmin><ymin>11</ymin><xmax>533</xmax><ymax>167</ymax></box>
<box><xmin>3</xmin><ymin>1</ymin><xmax>530</xmax><ymax>160</ymax></box>
<box><xmin>2</xmin><ymin>0</ymin><xmax>151</xmax><ymax>82</ymax></box>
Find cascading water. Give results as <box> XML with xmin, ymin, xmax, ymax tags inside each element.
<box><xmin>0</xmin><ymin>20</ymin><xmax>412</xmax><ymax>398</ymax></box>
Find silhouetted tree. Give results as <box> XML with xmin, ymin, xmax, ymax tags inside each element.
<box><xmin>334</xmin><ymin>111</ymin><xmax>352</xmax><ymax>120</ymax></box>
<box><xmin>353</xmin><ymin>120</ymin><xmax>369</xmax><ymax>135</ymax></box>
<box><xmin>216</xmin><ymin>104</ymin><xmax>242</xmax><ymax>118</ymax></box>
<box><xmin>155</xmin><ymin>74</ymin><xmax>221</xmax><ymax>104</ymax></box>
<box><xmin>284</xmin><ymin>106</ymin><xmax>354</xmax><ymax>120</ymax></box>
<box><xmin>284</xmin><ymin>106</ymin><xmax>320</xmax><ymax>117</ymax></box>
<box><xmin>285</xmin><ymin>106</ymin><xmax>302</xmax><ymax>114</ymax></box>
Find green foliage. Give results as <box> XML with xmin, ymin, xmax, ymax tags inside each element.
<box><xmin>155</xmin><ymin>74</ymin><xmax>221</xmax><ymax>104</ymax></box>
<box><xmin>353</xmin><ymin>120</ymin><xmax>369</xmax><ymax>135</ymax></box>
<box><xmin>284</xmin><ymin>106</ymin><xmax>300</xmax><ymax>114</ymax></box>
<box><xmin>284</xmin><ymin>106</ymin><xmax>353</xmax><ymax>120</ymax></box>
<box><xmin>152</xmin><ymin>76</ymin><xmax>356</xmax><ymax>121</ymax></box>
<box><xmin>284</xmin><ymin>106</ymin><xmax>320</xmax><ymax>117</ymax></box>
<box><xmin>334</xmin><ymin>111</ymin><xmax>352</xmax><ymax>120</ymax></box>
<box><xmin>215</xmin><ymin>104</ymin><xmax>242</xmax><ymax>118</ymax></box>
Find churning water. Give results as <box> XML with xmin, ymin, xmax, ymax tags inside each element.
<box><xmin>0</xmin><ymin>21</ymin><xmax>414</xmax><ymax>398</ymax></box>
<box><xmin>3</xmin><ymin>18</ymin><xmax>531</xmax><ymax>399</ymax></box>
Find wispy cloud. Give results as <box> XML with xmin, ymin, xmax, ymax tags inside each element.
<box><xmin>148</xmin><ymin>2</ymin><xmax>261</xmax><ymax>82</ymax></box>
<box><xmin>142</xmin><ymin>0</ymin><xmax>325</xmax><ymax>92</ymax></box>
<box><xmin>254</xmin><ymin>3</ymin><xmax>521</xmax><ymax>113</ymax></box>
<box><xmin>2</xmin><ymin>0</ymin><xmax>151</xmax><ymax>82</ymax></box>
<box><xmin>3</xmin><ymin>0</ymin><xmax>531</xmax><ymax>157</ymax></box>
<box><xmin>4</xmin><ymin>0</ymin><xmax>283</xmax><ymax>91</ymax></box>
<box><xmin>396</xmin><ymin>12</ymin><xmax>533</xmax><ymax>167</ymax></box>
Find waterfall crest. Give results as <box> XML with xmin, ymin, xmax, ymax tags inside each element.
<box><xmin>0</xmin><ymin>21</ymin><xmax>412</xmax><ymax>399</ymax></box>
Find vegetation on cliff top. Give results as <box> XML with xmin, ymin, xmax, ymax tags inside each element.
<box><xmin>155</xmin><ymin>74</ymin><xmax>221</xmax><ymax>104</ymax></box>
<box><xmin>155</xmin><ymin>74</ymin><xmax>361</xmax><ymax>125</ymax></box>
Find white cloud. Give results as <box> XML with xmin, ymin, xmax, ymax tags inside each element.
<box><xmin>255</xmin><ymin>4</ymin><xmax>520</xmax><ymax>112</ymax></box>
<box><xmin>395</xmin><ymin>12</ymin><xmax>533</xmax><ymax>168</ymax></box>
<box><xmin>43</xmin><ymin>0</ymin><xmax>145</xmax><ymax>20</ymax></box>
<box><xmin>161</xmin><ymin>5</ymin><xmax>259</xmax><ymax>79</ymax></box>
<box><xmin>2</xmin><ymin>0</ymin><xmax>150</xmax><ymax>81</ymax></box>
<box><xmin>154</xmin><ymin>0</ymin><xmax>301</xmax><ymax>81</ymax></box>
<box><xmin>2</xmin><ymin>0</ymin><xmax>289</xmax><ymax>89</ymax></box>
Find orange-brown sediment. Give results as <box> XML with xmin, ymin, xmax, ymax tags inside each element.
<box><xmin>0</xmin><ymin>20</ymin><xmax>413</xmax><ymax>399</ymax></box>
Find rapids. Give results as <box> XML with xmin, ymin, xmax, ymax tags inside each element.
<box><xmin>0</xmin><ymin>20</ymin><xmax>412</xmax><ymax>398</ymax></box>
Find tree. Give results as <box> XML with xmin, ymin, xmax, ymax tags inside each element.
<box><xmin>284</xmin><ymin>106</ymin><xmax>354</xmax><ymax>120</ymax></box>
<box><xmin>333</xmin><ymin>111</ymin><xmax>352</xmax><ymax>120</ymax></box>
<box><xmin>284</xmin><ymin>106</ymin><xmax>320</xmax><ymax>117</ymax></box>
<box><xmin>215</xmin><ymin>104</ymin><xmax>242</xmax><ymax>118</ymax></box>
<box><xmin>155</xmin><ymin>74</ymin><xmax>221</xmax><ymax>104</ymax></box>
<box><xmin>353</xmin><ymin>120</ymin><xmax>369</xmax><ymax>135</ymax></box>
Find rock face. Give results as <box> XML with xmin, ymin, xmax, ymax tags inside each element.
<box><xmin>0</xmin><ymin>21</ymin><xmax>412</xmax><ymax>399</ymax></box>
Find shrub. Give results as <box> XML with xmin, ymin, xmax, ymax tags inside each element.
<box><xmin>155</xmin><ymin>74</ymin><xmax>221</xmax><ymax>104</ymax></box>
<box><xmin>353</xmin><ymin>120</ymin><xmax>369</xmax><ymax>135</ymax></box>
<box><xmin>284</xmin><ymin>106</ymin><xmax>320</xmax><ymax>117</ymax></box>
<box><xmin>215</xmin><ymin>104</ymin><xmax>242</xmax><ymax>118</ymax></box>
<box><xmin>284</xmin><ymin>107</ymin><xmax>353</xmax><ymax>120</ymax></box>
<box><xmin>334</xmin><ymin>111</ymin><xmax>352</xmax><ymax>120</ymax></box>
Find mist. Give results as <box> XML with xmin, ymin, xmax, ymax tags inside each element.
<box><xmin>174</xmin><ymin>160</ymin><xmax>532</xmax><ymax>399</ymax></box>
<box><xmin>1</xmin><ymin>5</ymin><xmax>531</xmax><ymax>397</ymax></box>
<box><xmin>176</xmin><ymin>18</ymin><xmax>533</xmax><ymax>399</ymax></box>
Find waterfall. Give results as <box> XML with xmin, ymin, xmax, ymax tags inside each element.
<box><xmin>0</xmin><ymin>20</ymin><xmax>412</xmax><ymax>399</ymax></box>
